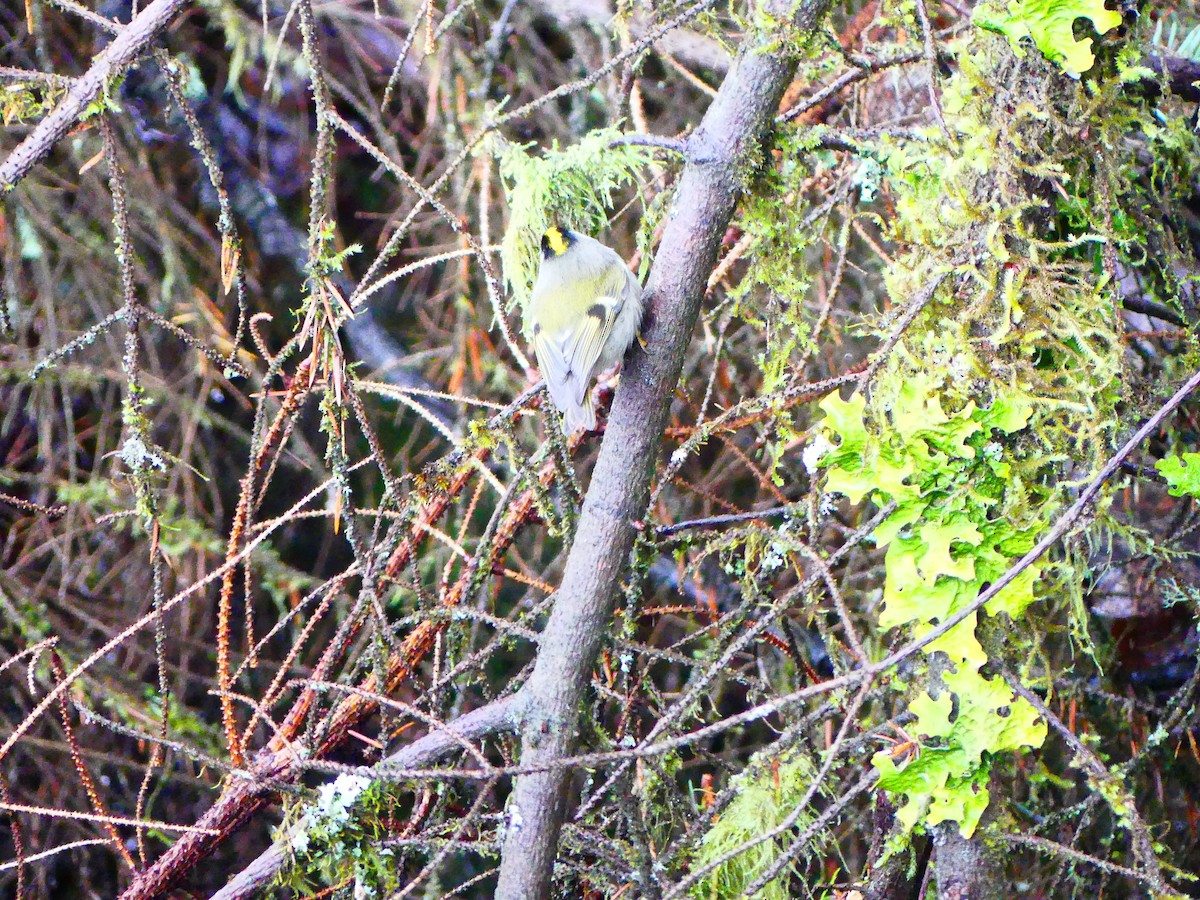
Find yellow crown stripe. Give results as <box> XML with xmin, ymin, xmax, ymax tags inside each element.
<box><xmin>545</xmin><ymin>227</ymin><xmax>568</xmax><ymax>256</ymax></box>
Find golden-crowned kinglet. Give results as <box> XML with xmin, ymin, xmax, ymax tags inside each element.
<box><xmin>525</xmin><ymin>226</ymin><xmax>644</xmax><ymax>432</ymax></box>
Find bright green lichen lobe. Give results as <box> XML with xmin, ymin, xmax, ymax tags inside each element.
<box><xmin>806</xmin><ymin>20</ymin><xmax>1200</xmax><ymax>838</ymax></box>
<box><xmin>1157</xmin><ymin>452</ymin><xmax>1200</xmax><ymax>498</ymax></box>
<box><xmin>874</xmin><ymin>668</ymin><xmax>1047</xmax><ymax>836</ymax></box>
<box><xmin>973</xmin><ymin>0</ymin><xmax>1123</xmax><ymax>77</ymax></box>
<box><xmin>818</xmin><ymin>368</ymin><xmax>1051</xmax><ymax>836</ymax></box>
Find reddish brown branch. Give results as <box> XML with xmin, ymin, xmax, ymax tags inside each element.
<box><xmin>120</xmin><ymin>402</ymin><xmax>570</xmax><ymax>899</ymax></box>
<box><xmin>51</xmin><ymin>653</ymin><xmax>137</xmax><ymax>874</ymax></box>
<box><xmin>217</xmin><ymin>364</ymin><xmax>313</xmax><ymax>769</ymax></box>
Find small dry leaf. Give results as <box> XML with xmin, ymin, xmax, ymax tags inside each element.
<box><xmin>220</xmin><ymin>235</ymin><xmax>239</xmax><ymax>295</ymax></box>
<box><xmin>78</xmin><ymin>148</ymin><xmax>105</xmax><ymax>175</ymax></box>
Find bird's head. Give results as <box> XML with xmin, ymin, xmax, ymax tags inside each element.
<box><xmin>540</xmin><ymin>226</ymin><xmax>575</xmax><ymax>260</ymax></box>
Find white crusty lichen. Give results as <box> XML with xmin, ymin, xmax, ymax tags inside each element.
<box><xmin>801</xmin><ymin>433</ymin><xmax>833</xmax><ymax>475</ymax></box>
<box><xmin>288</xmin><ymin>773</ymin><xmax>374</xmax><ymax>856</ymax></box>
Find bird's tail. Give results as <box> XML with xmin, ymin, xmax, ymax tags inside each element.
<box><xmin>561</xmin><ymin>392</ymin><xmax>597</xmax><ymax>433</ymax></box>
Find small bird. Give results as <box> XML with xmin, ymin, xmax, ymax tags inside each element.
<box><xmin>526</xmin><ymin>226</ymin><xmax>644</xmax><ymax>432</ymax></box>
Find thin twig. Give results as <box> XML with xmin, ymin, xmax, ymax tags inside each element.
<box><xmin>1002</xmin><ymin>671</ymin><xmax>1166</xmax><ymax>892</ymax></box>
<box><xmin>657</xmin><ymin>503</ymin><xmax>795</xmax><ymax>536</ymax></box>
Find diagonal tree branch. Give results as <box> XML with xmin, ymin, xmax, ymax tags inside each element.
<box><xmin>492</xmin><ymin>1</ymin><xmax>832</xmax><ymax>896</ymax></box>
<box><xmin>0</xmin><ymin>0</ymin><xmax>192</xmax><ymax>193</ymax></box>
<box><xmin>209</xmin><ymin>695</ymin><xmax>521</xmax><ymax>900</ymax></box>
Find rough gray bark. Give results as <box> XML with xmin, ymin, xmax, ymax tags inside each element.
<box><xmin>492</xmin><ymin>3</ymin><xmax>832</xmax><ymax>897</ymax></box>
<box><xmin>864</xmin><ymin>795</ymin><xmax>926</xmax><ymax>900</ymax></box>
<box><xmin>934</xmin><ymin>823</ymin><xmax>999</xmax><ymax>900</ymax></box>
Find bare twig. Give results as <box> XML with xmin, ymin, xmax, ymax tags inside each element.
<box><xmin>656</xmin><ymin>503</ymin><xmax>795</xmax><ymax>536</ymax></box>
<box><xmin>609</xmin><ymin>133</ymin><xmax>691</xmax><ymax>155</ymax></box>
<box><xmin>0</xmin><ymin>0</ymin><xmax>192</xmax><ymax>192</ymax></box>
<box><xmin>778</xmin><ymin>48</ymin><xmax>926</xmax><ymax>124</ymax></box>
<box><xmin>0</xmin><ymin>492</ymin><xmax>67</xmax><ymax>519</ymax></box>
<box><xmin>913</xmin><ymin>0</ymin><xmax>951</xmax><ymax>140</ymax></box>
<box><xmin>1002</xmin><ymin>671</ymin><xmax>1166</xmax><ymax>892</ymax></box>
<box><xmin>858</xmin><ymin>266</ymin><xmax>951</xmax><ymax>387</ymax></box>
<box><xmin>997</xmin><ymin>833</ymin><xmax>1162</xmax><ymax>888</ymax></box>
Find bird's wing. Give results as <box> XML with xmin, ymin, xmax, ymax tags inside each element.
<box><xmin>532</xmin><ymin>329</ymin><xmax>575</xmax><ymax>410</ymax></box>
<box><xmin>532</xmin><ymin>331</ymin><xmax>598</xmax><ymax>431</ymax></box>
<box><xmin>538</xmin><ymin>265</ymin><xmax>629</xmax><ymax>409</ymax></box>
<box><xmin>559</xmin><ymin>300</ymin><xmax>616</xmax><ymax>405</ymax></box>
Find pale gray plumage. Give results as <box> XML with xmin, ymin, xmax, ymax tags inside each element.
<box><xmin>526</xmin><ymin>228</ymin><xmax>644</xmax><ymax>431</ymax></box>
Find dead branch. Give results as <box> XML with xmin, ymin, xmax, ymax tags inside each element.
<box><xmin>0</xmin><ymin>0</ymin><xmax>191</xmax><ymax>192</ymax></box>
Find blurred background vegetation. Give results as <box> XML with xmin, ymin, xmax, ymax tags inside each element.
<box><xmin>6</xmin><ymin>0</ymin><xmax>1200</xmax><ymax>897</ymax></box>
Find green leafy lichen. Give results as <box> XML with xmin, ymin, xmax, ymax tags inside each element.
<box><xmin>973</xmin><ymin>0</ymin><xmax>1123</xmax><ymax>77</ymax></box>
<box><xmin>873</xmin><ymin>666</ymin><xmax>1047</xmax><ymax>836</ymax></box>
<box><xmin>815</xmin><ymin>367</ymin><xmax>1050</xmax><ymax>837</ymax></box>
<box><xmin>807</xmin><ymin>27</ymin><xmax>1165</xmax><ymax>841</ymax></box>
<box><xmin>497</xmin><ymin>129</ymin><xmax>656</xmax><ymax>315</ymax></box>
<box><xmin>1156</xmin><ymin>452</ymin><xmax>1200</xmax><ymax>498</ymax></box>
